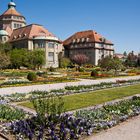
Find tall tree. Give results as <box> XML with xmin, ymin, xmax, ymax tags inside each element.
<box><xmin>0</xmin><ymin>42</ymin><xmax>12</xmax><ymax>53</ymax></box>
<box><xmin>137</xmin><ymin>53</ymin><xmax>140</xmax><ymax>67</ymax></box>
<box><xmin>125</xmin><ymin>51</ymin><xmax>137</xmax><ymax>67</ymax></box>
<box><xmin>10</xmin><ymin>49</ymin><xmax>28</xmax><ymax>69</ymax></box>
<box><xmin>123</xmin><ymin>51</ymin><xmax>127</xmax><ymax>57</ymax></box>
<box><xmin>99</xmin><ymin>56</ymin><xmax>123</xmax><ymax>76</ymax></box>
<box><xmin>59</xmin><ymin>57</ymin><xmax>71</xmax><ymax>68</ymax></box>
<box><xmin>0</xmin><ymin>51</ymin><xmax>10</xmax><ymax>69</ymax></box>
<box><xmin>28</xmin><ymin>50</ymin><xmax>45</xmax><ymax>70</ymax></box>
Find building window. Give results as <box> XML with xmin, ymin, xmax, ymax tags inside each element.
<box><xmin>48</xmin><ymin>42</ymin><xmax>55</xmax><ymax>48</ymax></box>
<box><xmin>3</xmin><ymin>37</ymin><xmax>7</xmax><ymax>41</ymax></box>
<box><xmin>86</xmin><ymin>38</ymin><xmax>89</xmax><ymax>42</ymax></box>
<box><xmin>77</xmin><ymin>38</ymin><xmax>80</xmax><ymax>43</ymax></box>
<box><xmin>71</xmin><ymin>45</ymin><xmax>74</xmax><ymax>48</ymax></box>
<box><xmin>17</xmin><ymin>24</ymin><xmax>19</xmax><ymax>28</ymax></box>
<box><xmin>38</xmin><ymin>42</ymin><xmax>45</xmax><ymax>48</ymax></box>
<box><xmin>14</xmin><ymin>23</ymin><xmax>17</xmax><ymax>28</ymax></box>
<box><xmin>48</xmin><ymin>52</ymin><xmax>54</xmax><ymax>62</ymax></box>
<box><xmin>72</xmin><ymin>39</ymin><xmax>76</xmax><ymax>43</ymax></box>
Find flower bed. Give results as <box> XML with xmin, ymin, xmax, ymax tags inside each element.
<box><xmin>1</xmin><ymin>96</ymin><xmax>140</xmax><ymax>139</ymax></box>
<box><xmin>1</xmin><ymin>79</ymin><xmax>140</xmax><ymax>103</ymax></box>
<box><xmin>0</xmin><ymin>104</ymin><xmax>26</xmax><ymax>122</ymax></box>
<box><xmin>64</xmin><ymin>79</ymin><xmax>140</xmax><ymax>93</ymax></box>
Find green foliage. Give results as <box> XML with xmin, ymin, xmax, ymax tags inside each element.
<box><xmin>0</xmin><ymin>51</ymin><xmax>10</xmax><ymax>69</ymax></box>
<box><xmin>94</xmin><ymin>67</ymin><xmax>101</xmax><ymax>71</ymax></box>
<box><xmin>91</xmin><ymin>69</ymin><xmax>98</xmax><ymax>77</ymax></box>
<box><xmin>79</xmin><ymin>67</ymin><xmax>85</xmax><ymax>72</ymax></box>
<box><xmin>0</xmin><ymin>42</ymin><xmax>12</xmax><ymax>53</ymax></box>
<box><xmin>59</xmin><ymin>57</ymin><xmax>71</xmax><ymax>68</ymax></box>
<box><xmin>124</xmin><ymin>51</ymin><xmax>139</xmax><ymax>67</ymax></box>
<box><xmin>10</xmin><ymin>49</ymin><xmax>28</xmax><ymax>69</ymax></box>
<box><xmin>27</xmin><ymin>72</ymin><xmax>37</xmax><ymax>81</ymax></box>
<box><xmin>28</xmin><ymin>50</ymin><xmax>45</xmax><ymax>69</ymax></box>
<box><xmin>0</xmin><ymin>104</ymin><xmax>25</xmax><ymax>121</ymax></box>
<box><xmin>49</xmin><ymin>66</ymin><xmax>55</xmax><ymax>72</ymax></box>
<box><xmin>21</xmin><ymin>84</ymin><xmax>140</xmax><ymax>112</ymax></box>
<box><xmin>31</xmin><ymin>94</ymin><xmax>65</xmax><ymax>124</ymax></box>
<box><xmin>99</xmin><ymin>56</ymin><xmax>123</xmax><ymax>75</ymax></box>
<box><xmin>10</xmin><ymin>49</ymin><xmax>45</xmax><ymax>69</ymax></box>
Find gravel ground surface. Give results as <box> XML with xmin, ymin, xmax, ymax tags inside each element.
<box><xmin>0</xmin><ymin>75</ymin><xmax>140</xmax><ymax>95</ymax></box>
<box><xmin>86</xmin><ymin>115</ymin><xmax>140</xmax><ymax>140</ymax></box>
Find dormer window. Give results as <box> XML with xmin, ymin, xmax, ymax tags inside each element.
<box><xmin>72</xmin><ymin>39</ymin><xmax>76</xmax><ymax>43</ymax></box>
<box><xmin>81</xmin><ymin>38</ymin><xmax>85</xmax><ymax>42</ymax></box>
<box><xmin>86</xmin><ymin>38</ymin><xmax>89</xmax><ymax>42</ymax></box>
<box><xmin>13</xmin><ymin>36</ymin><xmax>16</xmax><ymax>39</ymax></box>
<box><xmin>77</xmin><ymin>38</ymin><xmax>80</xmax><ymax>43</ymax></box>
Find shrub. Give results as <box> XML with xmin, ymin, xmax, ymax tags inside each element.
<box><xmin>27</xmin><ymin>72</ymin><xmax>37</xmax><ymax>81</ymax></box>
<box><xmin>49</xmin><ymin>66</ymin><xmax>55</xmax><ymax>72</ymax></box>
<box><xmin>59</xmin><ymin>57</ymin><xmax>71</xmax><ymax>68</ymax></box>
<box><xmin>121</xmin><ymin>66</ymin><xmax>126</xmax><ymax>71</ymax></box>
<box><xmin>79</xmin><ymin>67</ymin><xmax>85</xmax><ymax>72</ymax></box>
<box><xmin>94</xmin><ymin>67</ymin><xmax>101</xmax><ymax>72</ymax></box>
<box><xmin>91</xmin><ymin>69</ymin><xmax>98</xmax><ymax>77</ymax></box>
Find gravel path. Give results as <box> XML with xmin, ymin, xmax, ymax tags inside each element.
<box><xmin>0</xmin><ymin>75</ymin><xmax>140</xmax><ymax>95</ymax></box>
<box><xmin>86</xmin><ymin>115</ymin><xmax>140</xmax><ymax>140</ymax></box>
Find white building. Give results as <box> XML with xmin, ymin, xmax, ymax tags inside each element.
<box><xmin>63</xmin><ymin>30</ymin><xmax>114</xmax><ymax>65</ymax></box>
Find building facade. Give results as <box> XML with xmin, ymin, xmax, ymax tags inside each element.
<box><xmin>0</xmin><ymin>1</ymin><xmax>63</xmax><ymax>68</ymax></box>
<box><xmin>63</xmin><ymin>30</ymin><xmax>114</xmax><ymax>65</ymax></box>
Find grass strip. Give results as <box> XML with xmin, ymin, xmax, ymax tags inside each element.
<box><xmin>19</xmin><ymin>84</ymin><xmax>140</xmax><ymax>111</ymax></box>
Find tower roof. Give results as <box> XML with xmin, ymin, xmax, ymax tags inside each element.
<box><xmin>0</xmin><ymin>1</ymin><xmax>23</xmax><ymax>17</ymax></box>
<box><xmin>2</xmin><ymin>8</ymin><xmax>22</xmax><ymax>16</ymax></box>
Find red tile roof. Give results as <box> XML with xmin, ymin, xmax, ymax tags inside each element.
<box><xmin>9</xmin><ymin>24</ymin><xmax>56</xmax><ymax>42</ymax></box>
<box><xmin>63</xmin><ymin>30</ymin><xmax>113</xmax><ymax>45</ymax></box>
<box><xmin>1</xmin><ymin>8</ymin><xmax>22</xmax><ymax>17</ymax></box>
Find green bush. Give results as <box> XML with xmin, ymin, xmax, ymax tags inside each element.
<box><xmin>91</xmin><ymin>69</ymin><xmax>98</xmax><ymax>77</ymax></box>
<box><xmin>79</xmin><ymin>67</ymin><xmax>85</xmax><ymax>72</ymax></box>
<box><xmin>121</xmin><ymin>66</ymin><xmax>126</xmax><ymax>71</ymax></box>
<box><xmin>27</xmin><ymin>72</ymin><xmax>37</xmax><ymax>81</ymax></box>
<box><xmin>49</xmin><ymin>66</ymin><xmax>55</xmax><ymax>72</ymax></box>
<box><xmin>94</xmin><ymin>67</ymin><xmax>101</xmax><ymax>72</ymax></box>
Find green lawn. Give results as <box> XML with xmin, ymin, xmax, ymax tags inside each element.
<box><xmin>19</xmin><ymin>84</ymin><xmax>140</xmax><ymax>111</ymax></box>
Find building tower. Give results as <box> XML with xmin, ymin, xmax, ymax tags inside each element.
<box><xmin>0</xmin><ymin>0</ymin><xmax>26</xmax><ymax>31</ymax></box>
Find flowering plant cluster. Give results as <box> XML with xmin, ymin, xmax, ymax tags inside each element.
<box><xmin>1</xmin><ymin>96</ymin><xmax>140</xmax><ymax>139</ymax></box>
<box><xmin>75</xmin><ymin>96</ymin><xmax>140</xmax><ymax>133</ymax></box>
<box><xmin>65</xmin><ymin>79</ymin><xmax>140</xmax><ymax>93</ymax></box>
<box><xmin>0</xmin><ymin>104</ymin><xmax>26</xmax><ymax>122</ymax></box>
<box><xmin>0</xmin><ymin>79</ymin><xmax>30</xmax><ymax>86</ymax></box>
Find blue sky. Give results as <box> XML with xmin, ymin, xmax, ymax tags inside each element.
<box><xmin>1</xmin><ymin>0</ymin><xmax>140</xmax><ymax>53</ymax></box>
